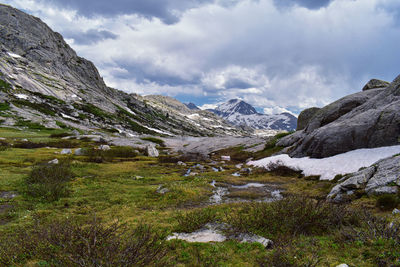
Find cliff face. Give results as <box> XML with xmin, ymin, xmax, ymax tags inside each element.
<box><xmin>0</xmin><ymin>4</ymin><xmax>243</xmax><ymax>136</ymax></box>
<box><xmin>278</xmin><ymin>77</ymin><xmax>400</xmax><ymax>158</ymax></box>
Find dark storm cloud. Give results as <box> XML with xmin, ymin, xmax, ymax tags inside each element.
<box><xmin>273</xmin><ymin>0</ymin><xmax>333</xmax><ymax>10</ymax></box>
<box><xmin>66</xmin><ymin>29</ymin><xmax>118</xmax><ymax>45</ymax></box>
<box><xmin>224</xmin><ymin>78</ymin><xmax>255</xmax><ymax>89</ymax></box>
<box><xmin>41</xmin><ymin>0</ymin><xmax>214</xmax><ymax>23</ymax></box>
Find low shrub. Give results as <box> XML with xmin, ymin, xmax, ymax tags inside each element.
<box><xmin>376</xmin><ymin>194</ymin><xmax>399</xmax><ymax>211</ymax></box>
<box><xmin>175</xmin><ymin>208</ymin><xmax>217</xmax><ymax>233</ymax></box>
<box><xmin>13</xmin><ymin>140</ymin><xmax>80</xmax><ymax>149</ymax></box>
<box><xmin>0</xmin><ymin>216</ymin><xmax>168</xmax><ymax>266</ymax></box>
<box><xmin>25</xmin><ymin>161</ymin><xmax>74</xmax><ymax>201</ymax></box>
<box><xmin>0</xmin><ymin>139</ymin><xmax>10</xmax><ymax>151</ymax></box>
<box><xmin>266</xmin><ymin>160</ymin><xmax>303</xmax><ymax>177</ymax></box>
<box><xmin>226</xmin><ymin>196</ymin><xmax>356</xmax><ymax>239</ymax></box>
<box><xmin>85</xmin><ymin>146</ymin><xmax>139</xmax><ymax>163</ymax></box>
<box><xmin>0</xmin><ymin>102</ymin><xmax>10</xmax><ymax>111</ymax></box>
<box><xmin>49</xmin><ymin>132</ymin><xmax>71</xmax><ymax>138</ymax></box>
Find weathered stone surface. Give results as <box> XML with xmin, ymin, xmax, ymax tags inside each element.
<box><xmin>99</xmin><ymin>145</ymin><xmax>111</xmax><ymax>151</ymax></box>
<box><xmin>283</xmin><ymin>75</ymin><xmax>400</xmax><ymax>158</ymax></box>
<box><xmin>48</xmin><ymin>158</ymin><xmax>59</xmax><ymax>164</ymax></box>
<box><xmin>60</xmin><ymin>149</ymin><xmax>72</xmax><ymax>155</ymax></box>
<box><xmin>328</xmin><ymin>155</ymin><xmax>400</xmax><ymax>202</ymax></box>
<box><xmin>146</xmin><ymin>145</ymin><xmax>159</xmax><ymax>157</ymax></box>
<box><xmin>74</xmin><ymin>148</ymin><xmax>84</xmax><ymax>155</ymax></box>
<box><xmin>362</xmin><ymin>79</ymin><xmax>390</xmax><ymax>91</ymax></box>
<box><xmin>296</xmin><ymin>107</ymin><xmax>320</xmax><ymax>131</ymax></box>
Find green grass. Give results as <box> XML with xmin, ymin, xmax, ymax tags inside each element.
<box><xmin>0</xmin><ymin>102</ymin><xmax>10</xmax><ymax>111</ymax></box>
<box><xmin>0</xmin><ymin>79</ymin><xmax>11</xmax><ymax>92</ymax></box>
<box><xmin>12</xmin><ymin>99</ymin><xmax>56</xmax><ymax>116</ymax></box>
<box><xmin>0</xmin><ymin>126</ymin><xmax>399</xmax><ymax>266</ymax></box>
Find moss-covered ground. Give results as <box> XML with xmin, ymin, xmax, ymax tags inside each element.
<box><xmin>0</xmin><ymin>127</ymin><xmax>399</xmax><ymax>266</ymax></box>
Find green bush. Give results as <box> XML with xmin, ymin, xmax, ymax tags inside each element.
<box><xmin>0</xmin><ymin>102</ymin><xmax>10</xmax><ymax>111</ymax></box>
<box><xmin>175</xmin><ymin>208</ymin><xmax>217</xmax><ymax>233</ymax></box>
<box><xmin>226</xmin><ymin>196</ymin><xmax>356</xmax><ymax>239</ymax></box>
<box><xmin>376</xmin><ymin>194</ymin><xmax>399</xmax><ymax>211</ymax></box>
<box><xmin>0</xmin><ymin>216</ymin><xmax>167</xmax><ymax>266</ymax></box>
<box><xmin>25</xmin><ymin>161</ymin><xmax>74</xmax><ymax>201</ymax></box>
<box><xmin>85</xmin><ymin>146</ymin><xmax>139</xmax><ymax>163</ymax></box>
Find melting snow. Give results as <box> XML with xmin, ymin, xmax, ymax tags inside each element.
<box><xmin>15</xmin><ymin>94</ymin><xmax>28</xmax><ymax>99</ymax></box>
<box><xmin>248</xmin><ymin>145</ymin><xmax>400</xmax><ymax>180</ymax></box>
<box><xmin>7</xmin><ymin>52</ymin><xmax>22</xmax><ymax>58</ymax></box>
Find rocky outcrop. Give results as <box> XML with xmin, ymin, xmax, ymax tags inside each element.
<box><xmin>278</xmin><ymin>76</ymin><xmax>400</xmax><ymax>158</ymax></box>
<box><xmin>0</xmin><ymin>4</ymin><xmax>243</xmax><ymax>137</ymax></box>
<box><xmin>296</xmin><ymin>107</ymin><xmax>320</xmax><ymax>131</ymax></box>
<box><xmin>327</xmin><ymin>154</ymin><xmax>400</xmax><ymax>202</ymax></box>
<box><xmin>362</xmin><ymin>79</ymin><xmax>390</xmax><ymax>91</ymax></box>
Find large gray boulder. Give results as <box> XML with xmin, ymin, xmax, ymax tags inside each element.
<box><xmin>327</xmin><ymin>154</ymin><xmax>400</xmax><ymax>202</ymax></box>
<box><xmin>296</xmin><ymin>107</ymin><xmax>320</xmax><ymax>131</ymax></box>
<box><xmin>362</xmin><ymin>79</ymin><xmax>390</xmax><ymax>91</ymax></box>
<box><xmin>279</xmin><ymin>75</ymin><xmax>400</xmax><ymax>158</ymax></box>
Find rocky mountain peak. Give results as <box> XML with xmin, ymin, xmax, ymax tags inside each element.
<box><xmin>215</xmin><ymin>99</ymin><xmax>257</xmax><ymax>116</ymax></box>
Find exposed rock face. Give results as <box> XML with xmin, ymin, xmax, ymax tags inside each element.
<box><xmin>278</xmin><ymin>75</ymin><xmax>400</xmax><ymax>158</ymax></box>
<box><xmin>362</xmin><ymin>79</ymin><xmax>390</xmax><ymax>91</ymax></box>
<box><xmin>327</xmin><ymin>154</ymin><xmax>400</xmax><ymax>202</ymax></box>
<box><xmin>296</xmin><ymin>107</ymin><xmax>320</xmax><ymax>131</ymax></box>
<box><xmin>0</xmin><ymin>4</ymin><xmax>243</xmax><ymax>137</ymax></box>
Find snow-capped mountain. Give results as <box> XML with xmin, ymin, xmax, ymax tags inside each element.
<box><xmin>208</xmin><ymin>99</ymin><xmax>297</xmax><ymax>131</ymax></box>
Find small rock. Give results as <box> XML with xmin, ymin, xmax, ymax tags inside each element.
<box><xmin>133</xmin><ymin>175</ymin><xmax>143</xmax><ymax>180</ymax></box>
<box><xmin>245</xmin><ymin>158</ymin><xmax>254</xmax><ymax>163</ymax></box>
<box><xmin>335</xmin><ymin>264</ymin><xmax>349</xmax><ymax>267</ymax></box>
<box><xmin>157</xmin><ymin>185</ymin><xmax>169</xmax><ymax>194</ymax></box>
<box><xmin>221</xmin><ymin>156</ymin><xmax>231</xmax><ymax>161</ymax></box>
<box><xmin>0</xmin><ymin>191</ymin><xmax>18</xmax><ymax>199</ymax></box>
<box><xmin>177</xmin><ymin>161</ymin><xmax>187</xmax><ymax>166</ymax></box>
<box><xmin>0</xmin><ymin>137</ymin><xmax>5</xmax><ymax>140</ymax></box>
<box><xmin>194</xmin><ymin>164</ymin><xmax>204</xmax><ymax>170</ymax></box>
<box><xmin>393</xmin><ymin>208</ymin><xmax>400</xmax><ymax>215</ymax></box>
<box><xmin>99</xmin><ymin>145</ymin><xmax>111</xmax><ymax>151</ymax></box>
<box><xmin>72</xmin><ymin>129</ymin><xmax>80</xmax><ymax>136</ymax></box>
<box><xmin>146</xmin><ymin>145</ymin><xmax>159</xmax><ymax>157</ymax></box>
<box><xmin>21</xmin><ymin>138</ymin><xmax>28</xmax><ymax>142</ymax></box>
<box><xmin>235</xmin><ymin>164</ymin><xmax>243</xmax><ymax>169</ymax></box>
<box><xmin>60</xmin><ymin>149</ymin><xmax>72</xmax><ymax>155</ymax></box>
<box><xmin>212</xmin><ymin>167</ymin><xmax>219</xmax><ymax>172</ymax></box>
<box><xmin>232</xmin><ymin>172</ymin><xmax>241</xmax><ymax>177</ymax></box>
<box><xmin>235</xmin><ymin>233</ymin><xmax>273</xmax><ymax>248</ymax></box>
<box><xmin>241</xmin><ymin>168</ymin><xmax>252</xmax><ymax>174</ymax></box>
<box><xmin>189</xmin><ymin>172</ymin><xmax>198</xmax><ymax>176</ymax></box>
<box><xmin>74</xmin><ymin>148</ymin><xmax>84</xmax><ymax>155</ymax></box>
<box><xmin>184</xmin><ymin>169</ymin><xmax>191</xmax><ymax>177</ymax></box>
<box><xmin>48</xmin><ymin>159</ymin><xmax>59</xmax><ymax>164</ymax></box>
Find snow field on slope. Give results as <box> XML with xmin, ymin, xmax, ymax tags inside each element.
<box><xmin>248</xmin><ymin>145</ymin><xmax>400</xmax><ymax>180</ymax></box>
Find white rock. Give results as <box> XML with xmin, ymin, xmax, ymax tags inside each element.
<box><xmin>393</xmin><ymin>208</ymin><xmax>400</xmax><ymax>215</ymax></box>
<box><xmin>146</xmin><ymin>145</ymin><xmax>159</xmax><ymax>157</ymax></box>
<box><xmin>177</xmin><ymin>161</ymin><xmax>187</xmax><ymax>166</ymax></box>
<box><xmin>60</xmin><ymin>149</ymin><xmax>72</xmax><ymax>155</ymax></box>
<box><xmin>336</xmin><ymin>264</ymin><xmax>349</xmax><ymax>267</ymax></box>
<box><xmin>221</xmin><ymin>156</ymin><xmax>231</xmax><ymax>161</ymax></box>
<box><xmin>99</xmin><ymin>145</ymin><xmax>111</xmax><ymax>151</ymax></box>
<box><xmin>48</xmin><ymin>159</ymin><xmax>59</xmax><ymax>164</ymax></box>
<box><xmin>74</xmin><ymin>148</ymin><xmax>84</xmax><ymax>156</ymax></box>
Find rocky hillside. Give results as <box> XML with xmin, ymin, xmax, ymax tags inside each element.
<box><xmin>0</xmin><ymin>4</ymin><xmax>242</xmax><ymax>137</ymax></box>
<box><xmin>208</xmin><ymin>99</ymin><xmax>297</xmax><ymax>131</ymax></box>
<box><xmin>278</xmin><ymin>77</ymin><xmax>400</xmax><ymax>158</ymax></box>
<box><xmin>142</xmin><ymin>95</ymin><xmax>244</xmax><ymax>136</ymax></box>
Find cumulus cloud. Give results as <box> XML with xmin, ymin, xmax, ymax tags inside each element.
<box><xmin>3</xmin><ymin>0</ymin><xmax>400</xmax><ymax>115</ymax></box>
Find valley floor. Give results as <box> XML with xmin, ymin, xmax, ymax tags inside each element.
<box><xmin>0</xmin><ymin>127</ymin><xmax>399</xmax><ymax>266</ymax></box>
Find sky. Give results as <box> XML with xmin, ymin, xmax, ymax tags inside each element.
<box><xmin>3</xmin><ymin>0</ymin><xmax>400</xmax><ymax>114</ymax></box>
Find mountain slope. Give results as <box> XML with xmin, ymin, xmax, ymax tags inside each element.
<box><xmin>209</xmin><ymin>99</ymin><xmax>297</xmax><ymax>131</ymax></box>
<box><xmin>0</xmin><ymin>4</ymin><xmax>241</xmax><ymax>137</ymax></box>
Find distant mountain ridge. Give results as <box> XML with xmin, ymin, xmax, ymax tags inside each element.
<box><xmin>208</xmin><ymin>99</ymin><xmax>297</xmax><ymax>131</ymax></box>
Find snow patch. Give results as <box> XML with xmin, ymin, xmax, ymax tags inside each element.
<box><xmin>7</xmin><ymin>52</ymin><xmax>22</xmax><ymax>58</ymax></box>
<box><xmin>15</xmin><ymin>94</ymin><xmax>28</xmax><ymax>99</ymax></box>
<box><xmin>61</xmin><ymin>113</ymin><xmax>76</xmax><ymax>120</ymax></box>
<box><xmin>248</xmin><ymin>145</ymin><xmax>400</xmax><ymax>180</ymax></box>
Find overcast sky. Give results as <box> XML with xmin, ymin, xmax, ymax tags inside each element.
<box><xmin>3</xmin><ymin>0</ymin><xmax>400</xmax><ymax>114</ymax></box>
